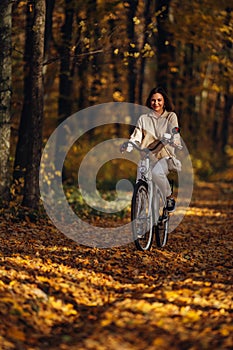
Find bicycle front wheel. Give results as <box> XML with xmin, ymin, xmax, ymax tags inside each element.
<box><xmin>131</xmin><ymin>180</ymin><xmax>153</xmax><ymax>251</ymax></box>
<box><xmin>155</xmin><ymin>207</ymin><xmax>169</xmax><ymax>248</ymax></box>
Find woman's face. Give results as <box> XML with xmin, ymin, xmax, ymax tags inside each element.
<box><xmin>150</xmin><ymin>93</ymin><xmax>165</xmax><ymax>115</ymax></box>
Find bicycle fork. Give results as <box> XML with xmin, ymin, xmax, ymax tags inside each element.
<box><xmin>147</xmin><ymin>180</ymin><xmax>154</xmax><ymax>232</ymax></box>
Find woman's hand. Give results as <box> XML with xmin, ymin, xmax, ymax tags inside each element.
<box><xmin>120</xmin><ymin>142</ymin><xmax>133</xmax><ymax>153</ymax></box>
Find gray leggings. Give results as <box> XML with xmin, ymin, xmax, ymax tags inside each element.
<box><xmin>136</xmin><ymin>157</ymin><xmax>172</xmax><ymax>222</ymax></box>
<box><xmin>152</xmin><ymin>157</ymin><xmax>171</xmax><ymax>208</ymax></box>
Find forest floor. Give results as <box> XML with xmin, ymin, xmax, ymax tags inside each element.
<box><xmin>0</xmin><ymin>180</ymin><xmax>233</xmax><ymax>350</ymax></box>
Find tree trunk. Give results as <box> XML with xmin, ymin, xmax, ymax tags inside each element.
<box><xmin>109</xmin><ymin>18</ymin><xmax>121</xmax><ymax>97</ymax></box>
<box><xmin>0</xmin><ymin>0</ymin><xmax>12</xmax><ymax>202</ymax></box>
<box><xmin>126</xmin><ymin>0</ymin><xmax>138</xmax><ymax>103</ymax></box>
<box><xmin>221</xmin><ymin>7</ymin><xmax>233</xmax><ymax>157</ymax></box>
<box><xmin>222</xmin><ymin>90</ymin><xmax>233</xmax><ymax>155</ymax></box>
<box><xmin>89</xmin><ymin>0</ymin><xmax>103</xmax><ymax>106</ymax></box>
<box><xmin>13</xmin><ymin>2</ymin><xmax>34</xmax><ymax>181</ymax></box>
<box><xmin>138</xmin><ymin>0</ymin><xmax>151</xmax><ymax>105</ymax></box>
<box><xmin>22</xmin><ymin>0</ymin><xmax>45</xmax><ymax>209</ymax></box>
<box><xmin>55</xmin><ymin>0</ymin><xmax>74</xmax><ymax>180</ymax></box>
<box><xmin>58</xmin><ymin>0</ymin><xmax>74</xmax><ymax>122</ymax></box>
<box><xmin>156</xmin><ymin>0</ymin><xmax>171</xmax><ymax>90</ymax></box>
<box><xmin>44</xmin><ymin>0</ymin><xmax>55</xmax><ymax>57</ymax></box>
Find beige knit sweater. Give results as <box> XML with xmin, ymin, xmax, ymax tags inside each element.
<box><xmin>129</xmin><ymin>110</ymin><xmax>181</xmax><ymax>159</ymax></box>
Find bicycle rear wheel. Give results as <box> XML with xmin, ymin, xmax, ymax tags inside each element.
<box><xmin>131</xmin><ymin>180</ymin><xmax>153</xmax><ymax>251</ymax></box>
<box><xmin>155</xmin><ymin>207</ymin><xmax>169</xmax><ymax>248</ymax></box>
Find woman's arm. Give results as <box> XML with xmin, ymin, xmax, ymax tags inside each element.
<box><xmin>167</xmin><ymin>113</ymin><xmax>181</xmax><ymax>146</ymax></box>
<box><xmin>129</xmin><ymin>116</ymin><xmax>143</xmax><ymax>144</ymax></box>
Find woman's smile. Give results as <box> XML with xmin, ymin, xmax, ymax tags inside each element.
<box><xmin>150</xmin><ymin>93</ymin><xmax>165</xmax><ymax>115</ymax></box>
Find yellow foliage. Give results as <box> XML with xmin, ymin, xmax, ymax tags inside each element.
<box><xmin>112</xmin><ymin>90</ymin><xmax>125</xmax><ymax>102</ymax></box>
<box><xmin>7</xmin><ymin>327</ymin><xmax>25</xmax><ymax>342</ymax></box>
<box><xmin>133</xmin><ymin>16</ymin><xmax>140</xmax><ymax>25</ymax></box>
<box><xmin>0</xmin><ymin>180</ymin><xmax>233</xmax><ymax>348</ymax></box>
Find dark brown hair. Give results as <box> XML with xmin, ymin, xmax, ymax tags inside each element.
<box><xmin>145</xmin><ymin>86</ymin><xmax>174</xmax><ymax>112</ymax></box>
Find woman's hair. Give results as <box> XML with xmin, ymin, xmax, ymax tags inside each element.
<box><xmin>145</xmin><ymin>86</ymin><xmax>174</xmax><ymax>112</ymax></box>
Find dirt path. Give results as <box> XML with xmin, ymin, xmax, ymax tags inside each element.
<box><xmin>0</xmin><ymin>181</ymin><xmax>232</xmax><ymax>349</ymax></box>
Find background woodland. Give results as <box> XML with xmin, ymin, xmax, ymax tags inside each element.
<box><xmin>0</xmin><ymin>0</ymin><xmax>232</xmax><ymax>209</ymax></box>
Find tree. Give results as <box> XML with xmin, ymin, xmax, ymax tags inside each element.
<box><xmin>44</xmin><ymin>0</ymin><xmax>55</xmax><ymax>58</ymax></box>
<box><xmin>0</xmin><ymin>0</ymin><xmax>13</xmax><ymax>202</ymax></box>
<box><xmin>125</xmin><ymin>0</ymin><xmax>139</xmax><ymax>103</ymax></box>
<box><xmin>58</xmin><ymin>0</ymin><xmax>74</xmax><ymax>122</ymax></box>
<box><xmin>220</xmin><ymin>7</ymin><xmax>233</xmax><ymax>157</ymax></box>
<box><xmin>22</xmin><ymin>0</ymin><xmax>46</xmax><ymax>208</ymax></box>
<box><xmin>8</xmin><ymin>0</ymin><xmax>233</xmax><ymax>187</ymax></box>
<box><xmin>138</xmin><ymin>0</ymin><xmax>152</xmax><ymax>104</ymax></box>
<box><xmin>13</xmin><ymin>1</ymin><xmax>35</xmax><ymax>181</ymax></box>
<box><xmin>155</xmin><ymin>0</ymin><xmax>172</xmax><ymax>90</ymax></box>
<box><xmin>170</xmin><ymin>0</ymin><xmax>233</xmax><ymax>162</ymax></box>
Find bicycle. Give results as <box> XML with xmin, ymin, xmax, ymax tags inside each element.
<box><xmin>121</xmin><ymin>128</ymin><xmax>182</xmax><ymax>251</ymax></box>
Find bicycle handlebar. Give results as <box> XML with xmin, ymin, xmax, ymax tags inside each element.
<box><xmin>120</xmin><ymin>127</ymin><xmax>183</xmax><ymax>154</ymax></box>
<box><xmin>122</xmin><ymin>140</ymin><xmax>151</xmax><ymax>154</ymax></box>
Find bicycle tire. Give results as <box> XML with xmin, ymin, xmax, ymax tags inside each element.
<box><xmin>155</xmin><ymin>207</ymin><xmax>169</xmax><ymax>248</ymax></box>
<box><xmin>131</xmin><ymin>180</ymin><xmax>153</xmax><ymax>251</ymax></box>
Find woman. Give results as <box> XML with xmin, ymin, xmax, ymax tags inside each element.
<box><xmin>127</xmin><ymin>86</ymin><xmax>181</xmax><ymax>213</ymax></box>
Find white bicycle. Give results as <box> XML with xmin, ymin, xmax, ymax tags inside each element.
<box><xmin>121</xmin><ymin>128</ymin><xmax>182</xmax><ymax>251</ymax></box>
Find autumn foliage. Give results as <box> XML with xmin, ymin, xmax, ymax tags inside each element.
<box><xmin>0</xmin><ymin>181</ymin><xmax>232</xmax><ymax>349</ymax></box>
<box><xmin>0</xmin><ymin>1</ymin><xmax>232</xmax><ymax>348</ymax></box>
